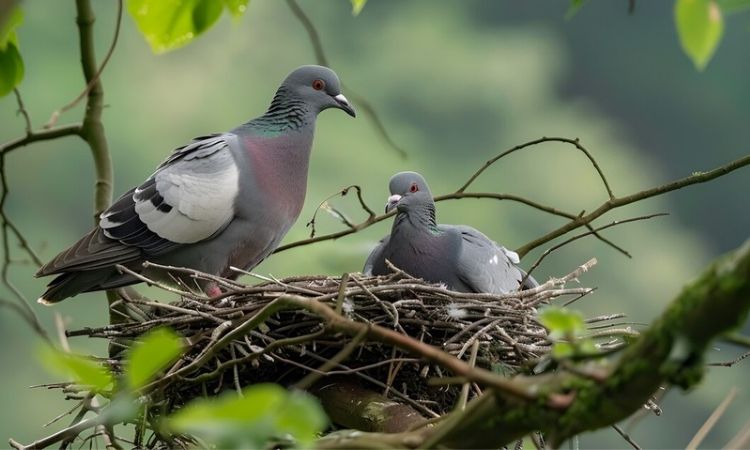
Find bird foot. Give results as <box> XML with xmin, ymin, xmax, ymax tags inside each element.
<box><xmin>205</xmin><ymin>284</ymin><xmax>223</xmax><ymax>298</ymax></box>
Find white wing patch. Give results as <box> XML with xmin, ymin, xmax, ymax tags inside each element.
<box><xmin>489</xmin><ymin>254</ymin><xmax>500</xmax><ymax>265</ymax></box>
<box><xmin>134</xmin><ymin>146</ymin><xmax>239</xmax><ymax>244</ymax></box>
<box><xmin>500</xmin><ymin>247</ymin><xmax>520</xmax><ymax>264</ymax></box>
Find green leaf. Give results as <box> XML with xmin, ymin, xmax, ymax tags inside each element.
<box><xmin>274</xmin><ymin>392</ymin><xmax>328</xmax><ymax>447</ymax></box>
<box><xmin>128</xmin><ymin>0</ymin><xmax>226</xmax><ymax>53</ymax></box>
<box><xmin>0</xmin><ymin>6</ymin><xmax>23</xmax><ymax>50</ymax></box>
<box><xmin>0</xmin><ymin>38</ymin><xmax>23</xmax><ymax>97</ymax></box>
<box><xmin>0</xmin><ymin>6</ymin><xmax>24</xmax><ymax>97</ymax></box>
<box><xmin>223</xmin><ymin>0</ymin><xmax>249</xmax><ymax>17</ymax></box>
<box><xmin>39</xmin><ymin>346</ymin><xmax>113</xmax><ymax>392</ymax></box>
<box><xmin>351</xmin><ymin>0</ymin><xmax>367</xmax><ymax>16</ymax></box>
<box><xmin>675</xmin><ymin>0</ymin><xmax>724</xmax><ymax>70</ymax></box>
<box><xmin>125</xmin><ymin>327</ymin><xmax>183</xmax><ymax>390</ymax></box>
<box><xmin>551</xmin><ymin>341</ymin><xmax>575</xmax><ymax>359</ymax></box>
<box><xmin>538</xmin><ymin>306</ymin><xmax>587</xmax><ymax>338</ymax></box>
<box><xmin>167</xmin><ymin>384</ymin><xmax>327</xmax><ymax>449</ymax></box>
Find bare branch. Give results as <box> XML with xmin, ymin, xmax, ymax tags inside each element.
<box><xmin>611</xmin><ymin>424</ymin><xmax>642</xmax><ymax>450</ymax></box>
<box><xmin>686</xmin><ymin>387</ymin><xmax>737</xmax><ymax>450</ymax></box>
<box><xmin>456</xmin><ymin>136</ymin><xmax>615</xmax><ymax>200</ymax></box>
<box><xmin>285</xmin><ymin>0</ymin><xmax>408</xmax><ymax>159</ymax></box>
<box><xmin>0</xmin><ymin>124</ymin><xmax>82</xmax><ymax>155</ymax></box>
<box><xmin>521</xmin><ymin>213</ymin><xmax>667</xmax><ymax>285</ymax></box>
<box><xmin>516</xmin><ymin>153</ymin><xmax>750</xmax><ymax>257</ymax></box>
<box><xmin>305</xmin><ymin>185</ymin><xmax>376</xmax><ymax>238</ymax></box>
<box><xmin>44</xmin><ymin>0</ymin><xmax>123</xmax><ymax>129</ymax></box>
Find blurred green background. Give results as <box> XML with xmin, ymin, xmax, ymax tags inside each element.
<box><xmin>1</xmin><ymin>0</ymin><xmax>748</xmax><ymax>447</ymax></box>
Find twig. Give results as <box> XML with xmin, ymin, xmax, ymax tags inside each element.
<box><xmin>9</xmin><ymin>414</ymin><xmax>105</xmax><ymax>450</ymax></box>
<box><xmin>724</xmin><ymin>418</ymin><xmax>750</xmax><ymax>450</ymax></box>
<box><xmin>13</xmin><ymin>88</ymin><xmax>32</xmax><ymax>133</ymax></box>
<box><xmin>0</xmin><ymin>153</ymin><xmax>48</xmax><ymax>340</ymax></box>
<box><xmin>0</xmin><ymin>124</ymin><xmax>82</xmax><ymax>155</ymax></box>
<box><xmin>686</xmin><ymin>387</ymin><xmax>737</xmax><ymax>450</ymax></box>
<box><xmin>44</xmin><ymin>0</ymin><xmax>123</xmax><ymax>129</ymax></box>
<box><xmin>522</xmin><ymin>213</ymin><xmax>666</xmax><ymax>285</ymax></box>
<box><xmin>612</xmin><ymin>425</ymin><xmax>642</xmax><ymax>450</ymax></box>
<box><xmin>456</xmin><ymin>340</ymin><xmax>480</xmax><ymax>411</ymax></box>
<box><xmin>516</xmin><ymin>153</ymin><xmax>750</xmax><ymax>257</ymax></box>
<box><xmin>457</xmin><ymin>136</ymin><xmax>615</xmax><ymax>200</ymax></box>
<box><xmin>306</xmin><ymin>185</ymin><xmax>376</xmax><ymax>238</ymax></box>
<box><xmin>285</xmin><ymin>0</ymin><xmax>407</xmax><ymax>159</ymax></box>
<box><xmin>293</xmin><ymin>326</ymin><xmax>368</xmax><ymax>390</ymax></box>
<box><xmin>707</xmin><ymin>351</ymin><xmax>750</xmax><ymax>367</ymax></box>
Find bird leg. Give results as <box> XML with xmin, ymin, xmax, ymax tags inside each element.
<box><xmin>205</xmin><ymin>283</ymin><xmax>223</xmax><ymax>298</ymax></box>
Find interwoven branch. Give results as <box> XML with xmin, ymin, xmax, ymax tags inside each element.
<box><xmin>276</xmin><ymin>137</ymin><xmax>750</xmax><ymax>259</ymax></box>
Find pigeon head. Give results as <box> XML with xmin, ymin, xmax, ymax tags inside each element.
<box><xmin>280</xmin><ymin>65</ymin><xmax>356</xmax><ymax>117</ymax></box>
<box><xmin>385</xmin><ymin>171</ymin><xmax>434</xmax><ymax>214</ymax></box>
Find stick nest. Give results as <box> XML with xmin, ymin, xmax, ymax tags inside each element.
<box><xmin>71</xmin><ymin>260</ymin><xmax>613</xmax><ymax>417</ymax></box>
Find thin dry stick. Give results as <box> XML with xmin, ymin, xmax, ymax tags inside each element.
<box><xmin>44</xmin><ymin>0</ymin><xmax>123</xmax><ymax>129</ymax></box>
<box><xmin>306</xmin><ymin>185</ymin><xmax>376</xmax><ymax>238</ymax></box>
<box><xmin>686</xmin><ymin>387</ymin><xmax>738</xmax><ymax>450</ymax></box>
<box><xmin>516</xmin><ymin>153</ymin><xmax>750</xmax><ymax>258</ymax></box>
<box><xmin>275</xmin><ymin>142</ymin><xmax>749</xmax><ymax>260</ymax></box>
<box><xmin>522</xmin><ymin>213</ymin><xmax>667</xmax><ymax>285</ymax></box>
<box><xmin>707</xmin><ymin>351</ymin><xmax>750</xmax><ymax>367</ymax></box>
<box><xmin>724</xmin><ymin>418</ymin><xmax>750</xmax><ymax>450</ymax></box>
<box><xmin>293</xmin><ymin>326</ymin><xmax>369</xmax><ymax>390</ymax></box>
<box><xmin>611</xmin><ymin>425</ymin><xmax>642</xmax><ymax>450</ymax></box>
<box><xmin>457</xmin><ymin>136</ymin><xmax>615</xmax><ymax>200</ymax></box>
<box><xmin>285</xmin><ymin>0</ymin><xmax>407</xmax><ymax>159</ymax></box>
<box><xmin>0</xmin><ymin>151</ymin><xmax>48</xmax><ymax>340</ymax></box>
<box><xmin>456</xmin><ymin>340</ymin><xmax>480</xmax><ymax>411</ymax></box>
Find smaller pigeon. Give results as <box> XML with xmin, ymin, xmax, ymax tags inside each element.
<box><xmin>363</xmin><ymin>172</ymin><xmax>538</xmax><ymax>293</ymax></box>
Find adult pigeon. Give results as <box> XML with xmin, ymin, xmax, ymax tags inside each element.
<box><xmin>36</xmin><ymin>65</ymin><xmax>356</xmax><ymax>304</ymax></box>
<box><xmin>363</xmin><ymin>172</ymin><xmax>538</xmax><ymax>294</ymax></box>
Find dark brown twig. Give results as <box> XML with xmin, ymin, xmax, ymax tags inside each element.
<box><xmin>457</xmin><ymin>136</ymin><xmax>615</xmax><ymax>200</ymax></box>
<box><xmin>285</xmin><ymin>0</ymin><xmax>408</xmax><ymax>159</ymax></box>
<box><xmin>516</xmin><ymin>154</ymin><xmax>750</xmax><ymax>258</ymax></box>
<box><xmin>306</xmin><ymin>185</ymin><xmax>376</xmax><ymax>238</ymax></box>
<box><xmin>521</xmin><ymin>213</ymin><xmax>667</xmax><ymax>285</ymax></box>
<box><xmin>43</xmin><ymin>0</ymin><xmax>123</xmax><ymax>129</ymax></box>
<box><xmin>707</xmin><ymin>351</ymin><xmax>750</xmax><ymax>367</ymax></box>
<box><xmin>612</xmin><ymin>424</ymin><xmax>642</xmax><ymax>450</ymax></box>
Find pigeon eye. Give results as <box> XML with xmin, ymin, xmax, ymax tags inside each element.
<box><xmin>312</xmin><ymin>79</ymin><xmax>326</xmax><ymax>91</ymax></box>
<box><xmin>409</xmin><ymin>183</ymin><xmax>419</xmax><ymax>193</ymax></box>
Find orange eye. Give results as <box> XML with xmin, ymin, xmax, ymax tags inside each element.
<box><xmin>312</xmin><ymin>79</ymin><xmax>325</xmax><ymax>90</ymax></box>
<box><xmin>409</xmin><ymin>183</ymin><xmax>419</xmax><ymax>193</ymax></box>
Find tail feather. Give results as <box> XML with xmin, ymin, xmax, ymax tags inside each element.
<box><xmin>38</xmin><ymin>269</ymin><xmax>137</xmax><ymax>304</ymax></box>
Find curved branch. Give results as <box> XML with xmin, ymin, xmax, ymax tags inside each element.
<box><xmin>456</xmin><ymin>136</ymin><xmax>615</xmax><ymax>200</ymax></box>
<box><xmin>521</xmin><ymin>213</ymin><xmax>667</xmax><ymax>284</ymax></box>
<box><xmin>0</xmin><ymin>124</ymin><xmax>82</xmax><ymax>155</ymax></box>
<box><xmin>516</xmin><ymin>153</ymin><xmax>750</xmax><ymax>258</ymax></box>
<box><xmin>44</xmin><ymin>0</ymin><xmax>123</xmax><ymax>129</ymax></box>
<box><xmin>285</xmin><ymin>0</ymin><xmax>407</xmax><ymax>159</ymax></box>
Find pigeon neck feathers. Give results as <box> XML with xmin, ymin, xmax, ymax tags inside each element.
<box><xmin>246</xmin><ymin>86</ymin><xmax>316</xmax><ymax>135</ymax></box>
<box><xmin>394</xmin><ymin>201</ymin><xmax>439</xmax><ymax>236</ymax></box>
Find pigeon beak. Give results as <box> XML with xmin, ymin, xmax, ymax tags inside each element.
<box><xmin>385</xmin><ymin>194</ymin><xmax>401</xmax><ymax>213</ymax></box>
<box><xmin>333</xmin><ymin>94</ymin><xmax>356</xmax><ymax>117</ymax></box>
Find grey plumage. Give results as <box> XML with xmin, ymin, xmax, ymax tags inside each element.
<box><xmin>37</xmin><ymin>65</ymin><xmax>356</xmax><ymax>303</ymax></box>
<box><xmin>364</xmin><ymin>172</ymin><xmax>538</xmax><ymax>294</ymax></box>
